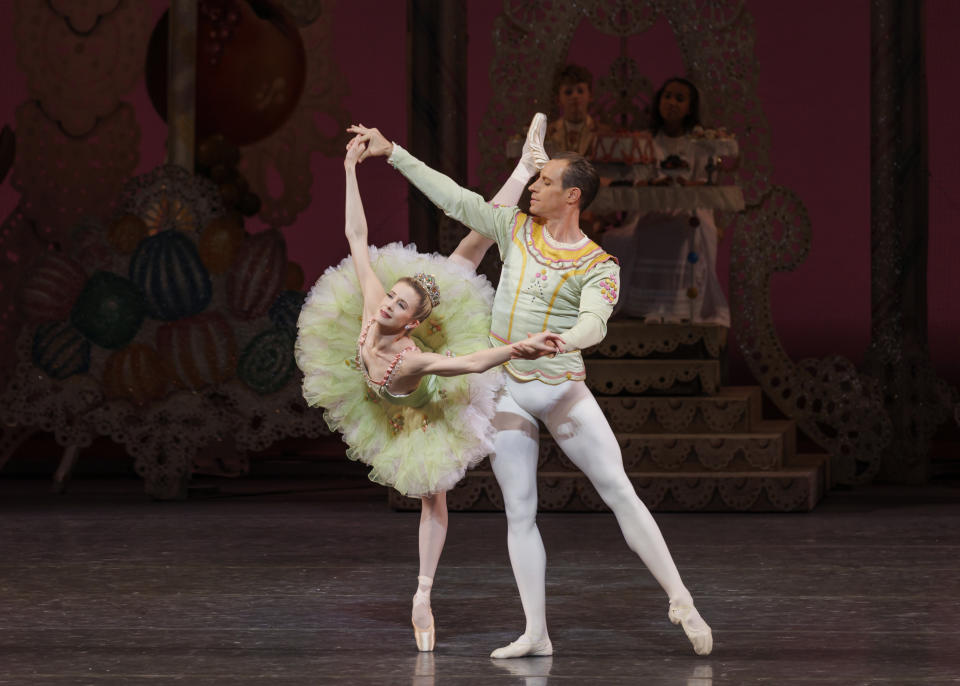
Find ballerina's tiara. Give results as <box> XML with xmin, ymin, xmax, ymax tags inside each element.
<box><xmin>413</xmin><ymin>272</ymin><xmax>441</xmax><ymax>307</ymax></box>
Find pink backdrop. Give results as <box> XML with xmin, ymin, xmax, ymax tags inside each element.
<box><xmin>1</xmin><ymin>0</ymin><xmax>957</xmax><ymax>384</ymax></box>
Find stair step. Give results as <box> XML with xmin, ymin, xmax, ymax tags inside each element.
<box><xmin>389</xmin><ymin>455</ymin><xmax>829</xmax><ymax>512</ymax></box>
<box><xmin>542</xmin><ymin>420</ymin><xmax>794</xmax><ymax>472</ymax></box>
<box><xmin>585</xmin><ymin>359</ymin><xmax>720</xmax><ymax>396</ymax></box>
<box><xmin>463</xmin><ymin>420</ymin><xmax>794</xmax><ymax>474</ymax></box>
<box><xmin>585</xmin><ymin>320</ymin><xmax>727</xmax><ymax>360</ymax></box>
<box><xmin>596</xmin><ymin>386</ymin><xmax>762</xmax><ymax>433</ymax></box>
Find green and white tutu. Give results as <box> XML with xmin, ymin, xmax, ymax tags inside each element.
<box><xmin>295</xmin><ymin>243</ymin><xmax>503</xmax><ymax>497</ymax></box>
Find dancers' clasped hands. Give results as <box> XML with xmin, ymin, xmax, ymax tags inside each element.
<box><xmin>345</xmin><ymin>124</ymin><xmax>395</xmax><ymax>163</ymax></box>
<box><xmin>510</xmin><ymin>331</ymin><xmax>565</xmax><ymax>360</ymax></box>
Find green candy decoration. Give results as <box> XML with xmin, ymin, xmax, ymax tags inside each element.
<box><xmin>70</xmin><ymin>271</ymin><xmax>146</xmax><ymax>349</ymax></box>
<box><xmin>237</xmin><ymin>328</ymin><xmax>295</xmax><ymax>395</ymax></box>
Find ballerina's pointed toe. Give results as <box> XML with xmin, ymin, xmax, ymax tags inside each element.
<box><xmin>413</xmin><ymin>617</ymin><xmax>435</xmax><ymax>652</ymax></box>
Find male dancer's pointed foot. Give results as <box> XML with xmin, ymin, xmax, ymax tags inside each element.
<box><xmin>522</xmin><ymin>112</ymin><xmax>550</xmax><ymax>172</ymax></box>
<box><xmin>668</xmin><ymin>600</ymin><xmax>713</xmax><ymax>656</ymax></box>
<box><xmin>490</xmin><ymin>634</ymin><xmax>553</xmax><ymax>659</ymax></box>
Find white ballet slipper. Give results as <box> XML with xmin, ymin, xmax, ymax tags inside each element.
<box><xmin>522</xmin><ymin>112</ymin><xmax>550</xmax><ymax>171</ymax></box>
<box><xmin>669</xmin><ymin>602</ymin><xmax>713</xmax><ymax>656</ymax></box>
<box><xmin>490</xmin><ymin>635</ymin><xmax>553</xmax><ymax>659</ymax></box>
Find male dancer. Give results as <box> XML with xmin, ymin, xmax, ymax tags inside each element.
<box><xmin>349</xmin><ymin>122</ymin><xmax>713</xmax><ymax>659</ymax></box>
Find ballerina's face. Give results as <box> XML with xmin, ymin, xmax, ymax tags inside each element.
<box><xmin>376</xmin><ymin>281</ymin><xmax>423</xmax><ymax>330</ymax></box>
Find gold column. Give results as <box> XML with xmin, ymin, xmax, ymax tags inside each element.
<box><xmin>166</xmin><ymin>0</ymin><xmax>197</xmax><ymax>169</ymax></box>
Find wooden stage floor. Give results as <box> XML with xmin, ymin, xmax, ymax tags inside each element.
<box><xmin>1</xmin><ymin>477</ymin><xmax>958</xmax><ymax>685</ymax></box>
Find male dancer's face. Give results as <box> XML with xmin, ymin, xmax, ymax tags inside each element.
<box><xmin>528</xmin><ymin>159</ymin><xmax>577</xmax><ymax>219</ymax></box>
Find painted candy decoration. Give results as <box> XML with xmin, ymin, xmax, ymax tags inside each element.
<box><xmin>70</xmin><ymin>271</ymin><xmax>146</xmax><ymax>349</ymax></box>
<box><xmin>156</xmin><ymin>312</ymin><xmax>237</xmax><ymax>390</ymax></box>
<box><xmin>145</xmin><ymin>2</ymin><xmax>306</xmax><ymax>146</ymax></box>
<box><xmin>31</xmin><ymin>321</ymin><xmax>91</xmax><ymax>380</ymax></box>
<box><xmin>130</xmin><ymin>229</ymin><xmax>213</xmax><ymax>321</ymax></box>
<box><xmin>268</xmin><ymin>290</ymin><xmax>305</xmax><ymax>336</ymax></box>
<box><xmin>102</xmin><ymin>343</ymin><xmax>169</xmax><ymax>406</ymax></box>
<box><xmin>237</xmin><ymin>328</ymin><xmax>295</xmax><ymax>395</ymax></box>
<box><xmin>227</xmin><ymin>228</ymin><xmax>286</xmax><ymax>320</ymax></box>
<box><xmin>142</xmin><ymin>191</ymin><xmax>198</xmax><ymax>235</ymax></box>
<box><xmin>20</xmin><ymin>253</ymin><xmax>87</xmax><ymax>322</ymax></box>
<box><xmin>197</xmin><ymin>216</ymin><xmax>245</xmax><ymax>274</ymax></box>
<box><xmin>107</xmin><ymin>214</ymin><xmax>149</xmax><ymax>254</ymax></box>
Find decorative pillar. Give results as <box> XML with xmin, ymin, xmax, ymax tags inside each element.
<box><xmin>866</xmin><ymin>0</ymin><xmax>937</xmax><ymax>483</ymax></box>
<box><xmin>167</xmin><ymin>0</ymin><xmax>197</xmax><ymax>169</ymax></box>
<box><xmin>407</xmin><ymin>0</ymin><xmax>467</xmax><ymax>253</ymax></box>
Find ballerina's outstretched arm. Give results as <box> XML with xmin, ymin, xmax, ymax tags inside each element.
<box><xmin>401</xmin><ymin>331</ymin><xmax>564</xmax><ymax>379</ymax></box>
<box><xmin>343</xmin><ymin>135</ymin><xmax>387</xmax><ymax>322</ymax></box>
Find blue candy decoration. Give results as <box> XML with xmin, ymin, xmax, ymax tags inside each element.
<box><xmin>129</xmin><ymin>230</ymin><xmax>212</xmax><ymax>321</ymax></box>
<box><xmin>687</xmin><ymin>251</ymin><xmax>699</xmax><ymax>264</ymax></box>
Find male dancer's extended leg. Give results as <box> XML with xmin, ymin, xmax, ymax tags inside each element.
<box><xmin>513</xmin><ymin>379</ymin><xmax>714</xmax><ymax>656</ymax></box>
<box><xmin>488</xmin><ymin>389</ymin><xmax>553</xmax><ymax>659</ymax></box>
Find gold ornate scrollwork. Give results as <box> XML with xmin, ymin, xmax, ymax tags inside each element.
<box><xmin>731</xmin><ymin>187</ymin><xmax>890</xmax><ymax>484</ymax></box>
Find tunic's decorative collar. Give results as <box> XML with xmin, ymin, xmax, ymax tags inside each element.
<box><xmin>512</xmin><ymin>213</ymin><xmax>616</xmax><ymax>270</ymax></box>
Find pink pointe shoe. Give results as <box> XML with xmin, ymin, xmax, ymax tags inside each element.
<box><xmin>412</xmin><ymin>575</ymin><xmax>435</xmax><ymax>652</ymax></box>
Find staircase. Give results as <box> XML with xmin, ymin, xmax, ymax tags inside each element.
<box><xmin>390</xmin><ymin>321</ymin><xmax>831</xmax><ymax>512</ymax></box>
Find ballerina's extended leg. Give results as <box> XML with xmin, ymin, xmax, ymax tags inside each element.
<box><xmin>412</xmin><ymin>492</ymin><xmax>447</xmax><ymax>651</ymax></box>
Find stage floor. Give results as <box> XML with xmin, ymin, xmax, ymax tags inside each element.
<box><xmin>1</xmin><ymin>478</ymin><xmax>958</xmax><ymax>685</ymax></box>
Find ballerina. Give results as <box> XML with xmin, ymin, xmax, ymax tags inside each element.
<box><xmin>295</xmin><ymin>130</ymin><xmax>561</xmax><ymax>652</ymax></box>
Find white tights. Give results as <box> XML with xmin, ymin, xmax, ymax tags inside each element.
<box><xmin>490</xmin><ymin>377</ymin><xmax>694</xmax><ymax>640</ymax></box>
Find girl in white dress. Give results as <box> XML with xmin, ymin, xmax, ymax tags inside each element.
<box><xmin>602</xmin><ymin>77</ymin><xmax>736</xmax><ymax>326</ymax></box>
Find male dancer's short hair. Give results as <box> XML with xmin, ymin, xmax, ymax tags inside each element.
<box><xmin>552</xmin><ymin>151</ymin><xmax>600</xmax><ymax>210</ymax></box>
